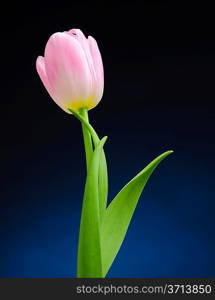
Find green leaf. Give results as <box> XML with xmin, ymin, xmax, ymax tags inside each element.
<box><xmin>100</xmin><ymin>150</ymin><xmax>173</xmax><ymax>277</ymax></box>
<box><xmin>77</xmin><ymin>136</ymin><xmax>108</xmax><ymax>278</ymax></box>
<box><xmin>98</xmin><ymin>150</ymin><xmax>108</xmax><ymax>222</ymax></box>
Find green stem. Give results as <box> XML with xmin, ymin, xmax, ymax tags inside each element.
<box><xmin>68</xmin><ymin>108</ymin><xmax>100</xmax><ymax>146</ymax></box>
<box><xmin>79</xmin><ymin>108</ymin><xmax>93</xmax><ymax>171</ymax></box>
<box><xmin>69</xmin><ymin>108</ymin><xmax>108</xmax><ymax>222</ymax></box>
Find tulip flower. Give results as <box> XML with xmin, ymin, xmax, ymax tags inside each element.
<box><xmin>36</xmin><ymin>29</ymin><xmax>104</xmax><ymax>112</ymax></box>
<box><xmin>36</xmin><ymin>28</ymin><xmax>173</xmax><ymax>278</ymax></box>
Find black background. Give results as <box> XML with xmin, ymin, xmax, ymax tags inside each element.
<box><xmin>2</xmin><ymin>1</ymin><xmax>215</xmax><ymax>156</ymax></box>
<box><xmin>1</xmin><ymin>1</ymin><xmax>215</xmax><ymax>277</ymax></box>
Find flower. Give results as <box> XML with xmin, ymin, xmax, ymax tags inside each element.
<box><xmin>36</xmin><ymin>29</ymin><xmax>104</xmax><ymax>112</ymax></box>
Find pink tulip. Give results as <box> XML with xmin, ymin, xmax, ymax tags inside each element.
<box><xmin>36</xmin><ymin>29</ymin><xmax>104</xmax><ymax>112</ymax></box>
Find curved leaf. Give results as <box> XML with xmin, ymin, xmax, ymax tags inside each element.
<box><xmin>77</xmin><ymin>136</ymin><xmax>107</xmax><ymax>278</ymax></box>
<box><xmin>98</xmin><ymin>151</ymin><xmax>108</xmax><ymax>222</ymax></box>
<box><xmin>101</xmin><ymin>150</ymin><xmax>173</xmax><ymax>277</ymax></box>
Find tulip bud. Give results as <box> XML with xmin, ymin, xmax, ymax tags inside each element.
<box><xmin>36</xmin><ymin>29</ymin><xmax>104</xmax><ymax>113</ymax></box>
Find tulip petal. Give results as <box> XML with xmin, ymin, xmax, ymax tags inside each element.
<box><xmin>44</xmin><ymin>32</ymin><xmax>92</xmax><ymax>111</ymax></box>
<box><xmin>36</xmin><ymin>56</ymin><xmax>71</xmax><ymax>113</ymax></box>
<box><xmin>36</xmin><ymin>56</ymin><xmax>54</xmax><ymax>99</ymax></box>
<box><xmin>88</xmin><ymin>36</ymin><xmax>104</xmax><ymax>105</ymax></box>
<box><xmin>68</xmin><ymin>30</ymin><xmax>104</xmax><ymax>108</ymax></box>
<box><xmin>67</xmin><ymin>29</ymin><xmax>96</xmax><ymax>78</ymax></box>
<box><xmin>68</xmin><ymin>30</ymin><xmax>99</xmax><ymax>107</ymax></box>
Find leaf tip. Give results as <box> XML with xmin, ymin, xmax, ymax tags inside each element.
<box><xmin>166</xmin><ymin>150</ymin><xmax>174</xmax><ymax>154</ymax></box>
<box><xmin>102</xmin><ymin>136</ymin><xmax>108</xmax><ymax>143</ymax></box>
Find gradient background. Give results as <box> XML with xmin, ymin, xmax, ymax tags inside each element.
<box><xmin>1</xmin><ymin>1</ymin><xmax>215</xmax><ymax>277</ymax></box>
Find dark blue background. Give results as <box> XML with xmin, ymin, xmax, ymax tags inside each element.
<box><xmin>0</xmin><ymin>1</ymin><xmax>215</xmax><ymax>277</ymax></box>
